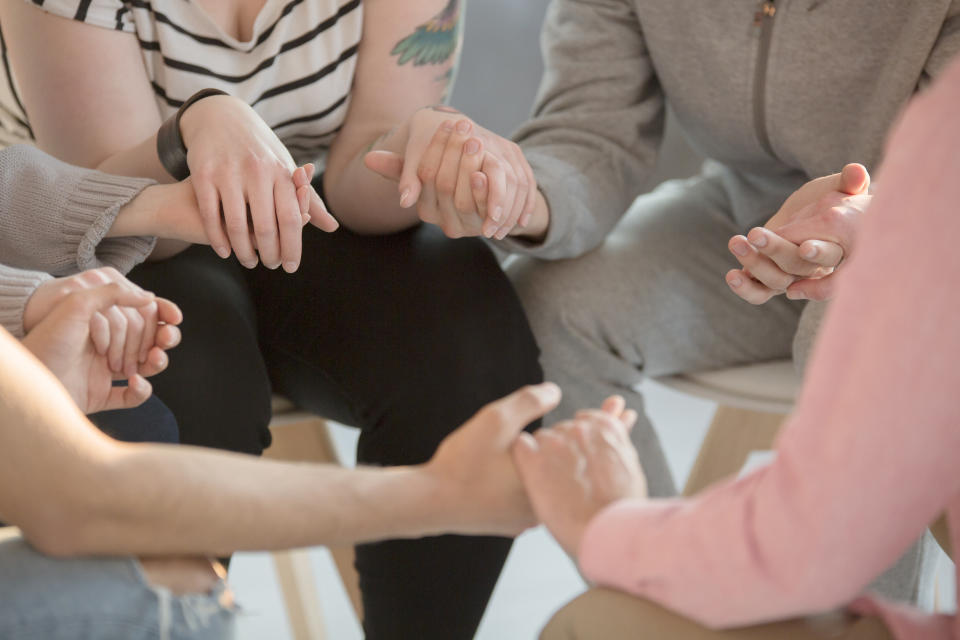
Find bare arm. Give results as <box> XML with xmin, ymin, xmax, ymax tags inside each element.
<box><xmin>322</xmin><ymin>0</ymin><xmax>463</xmax><ymax>232</ymax></box>
<box><xmin>0</xmin><ymin>299</ymin><xmax>557</xmax><ymax>556</ymax></box>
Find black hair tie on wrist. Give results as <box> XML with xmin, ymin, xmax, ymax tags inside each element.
<box><xmin>156</xmin><ymin>88</ymin><xmax>229</xmax><ymax>181</ymax></box>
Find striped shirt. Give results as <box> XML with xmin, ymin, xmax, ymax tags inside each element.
<box><xmin>0</xmin><ymin>0</ymin><xmax>363</xmax><ymax>165</ymax></box>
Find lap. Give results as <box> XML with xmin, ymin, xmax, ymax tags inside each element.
<box><xmin>0</xmin><ymin>537</ymin><xmax>233</xmax><ymax>640</ymax></box>
<box><xmin>511</xmin><ymin>174</ymin><xmax>805</xmax><ymax>377</ymax></box>
<box><xmin>541</xmin><ymin>589</ymin><xmax>892</xmax><ymax>640</ymax></box>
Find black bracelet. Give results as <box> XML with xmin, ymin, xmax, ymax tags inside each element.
<box><xmin>156</xmin><ymin>88</ymin><xmax>229</xmax><ymax>181</ymax></box>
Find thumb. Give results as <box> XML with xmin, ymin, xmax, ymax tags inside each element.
<box><xmin>398</xmin><ymin>129</ymin><xmax>432</xmax><ymax>208</ymax></box>
<box><xmin>837</xmin><ymin>163</ymin><xmax>870</xmax><ymax>195</ymax></box>
<box><xmin>364</xmin><ymin>150</ymin><xmax>404</xmax><ymax>182</ymax></box>
<box><xmin>486</xmin><ymin>382</ymin><xmax>561</xmax><ymax>448</ymax></box>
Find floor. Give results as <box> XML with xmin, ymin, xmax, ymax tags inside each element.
<box><xmin>227</xmin><ymin>381</ymin><xmax>957</xmax><ymax>639</ymax></box>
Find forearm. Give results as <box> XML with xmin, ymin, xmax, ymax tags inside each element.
<box><xmin>0</xmin><ymin>145</ymin><xmax>157</xmax><ymax>275</ymax></box>
<box><xmin>71</xmin><ymin>447</ymin><xmax>456</xmax><ymax>556</ymax></box>
<box><xmin>324</xmin><ymin>123</ymin><xmax>421</xmax><ymax>233</ymax></box>
<box><xmin>0</xmin><ymin>328</ymin><xmax>462</xmax><ymax>556</ymax></box>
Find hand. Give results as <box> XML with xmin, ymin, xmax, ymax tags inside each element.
<box><xmin>113</xmin><ymin>163</ymin><xmax>322</xmax><ymax>251</ymax></box>
<box><xmin>364</xmin><ymin>107</ymin><xmax>539</xmax><ymax>239</ymax></box>
<box><xmin>512</xmin><ymin>396</ymin><xmax>645</xmax><ymax>556</ymax></box>
<box><xmin>21</xmin><ymin>279</ymin><xmax>182</xmax><ymax>414</ymax></box>
<box><xmin>23</xmin><ymin>267</ymin><xmax>182</xmax><ymax>378</ymax></box>
<box><xmin>726</xmin><ymin>163</ymin><xmax>871</xmax><ymax>303</ymax></box>
<box><xmin>425</xmin><ymin>382</ymin><xmax>562</xmax><ymax>537</ymax></box>
<box><xmin>179</xmin><ymin>94</ymin><xmax>338</xmax><ymax>271</ymax></box>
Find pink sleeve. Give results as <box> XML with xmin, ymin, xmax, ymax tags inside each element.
<box><xmin>578</xmin><ymin>56</ymin><xmax>960</xmax><ymax>629</ymax></box>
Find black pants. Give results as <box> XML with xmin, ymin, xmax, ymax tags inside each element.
<box><xmin>89</xmin><ymin>394</ymin><xmax>179</xmax><ymax>444</ymax></box>
<box><xmin>128</xmin><ymin>223</ymin><xmax>543</xmax><ymax>639</ymax></box>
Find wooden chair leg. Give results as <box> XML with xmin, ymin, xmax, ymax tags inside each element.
<box><xmin>683</xmin><ymin>406</ymin><xmax>787</xmax><ymax>497</ymax></box>
<box><xmin>264</xmin><ymin>416</ymin><xmax>364</xmax><ymax>629</ymax></box>
<box><xmin>273</xmin><ymin>549</ymin><xmax>327</xmax><ymax>640</ymax></box>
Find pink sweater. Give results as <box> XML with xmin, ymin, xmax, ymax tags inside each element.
<box><xmin>579</xmin><ymin>56</ymin><xmax>960</xmax><ymax>639</ymax></box>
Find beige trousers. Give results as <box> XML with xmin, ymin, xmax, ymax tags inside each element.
<box><xmin>541</xmin><ymin>589</ymin><xmax>892</xmax><ymax>640</ymax></box>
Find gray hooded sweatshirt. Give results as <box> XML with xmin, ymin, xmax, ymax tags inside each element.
<box><xmin>500</xmin><ymin>0</ymin><xmax>960</xmax><ymax>259</ymax></box>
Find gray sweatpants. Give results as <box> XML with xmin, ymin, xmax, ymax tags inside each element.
<box><xmin>508</xmin><ymin>172</ymin><xmax>936</xmax><ymax>604</ymax></box>
<box><xmin>0</xmin><ymin>537</ymin><xmax>235</xmax><ymax>639</ymax></box>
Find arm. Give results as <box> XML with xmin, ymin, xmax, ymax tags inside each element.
<box><xmin>495</xmin><ymin>0</ymin><xmax>665</xmax><ymax>259</ymax></box>
<box><xmin>323</xmin><ymin>0</ymin><xmax>465</xmax><ymax>232</ymax></box>
<box><xmin>0</xmin><ymin>145</ymin><xmax>156</xmax><ymax>276</ymax></box>
<box><xmin>0</xmin><ymin>288</ymin><xmax>560</xmax><ymax>555</ymax></box>
<box><xmin>569</xmin><ymin>58</ymin><xmax>960</xmax><ymax>628</ymax></box>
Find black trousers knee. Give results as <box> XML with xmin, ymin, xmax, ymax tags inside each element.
<box><xmin>127</xmin><ymin>223</ymin><xmax>542</xmax><ymax>639</ymax></box>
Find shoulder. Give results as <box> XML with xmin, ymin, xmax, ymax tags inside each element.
<box><xmin>28</xmin><ymin>0</ymin><xmax>135</xmax><ymax>32</ymax></box>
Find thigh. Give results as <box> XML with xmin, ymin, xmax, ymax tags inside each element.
<box><xmin>0</xmin><ymin>537</ymin><xmax>234</xmax><ymax>640</ymax></box>
<box><xmin>541</xmin><ymin>589</ymin><xmax>893</xmax><ymax>640</ymax></box>
<box><xmin>248</xmin><ymin>223</ymin><xmax>543</xmax><ymax>464</ymax></box>
<box><xmin>511</xmin><ymin>174</ymin><xmax>805</xmax><ymax>379</ymax></box>
<box><xmin>128</xmin><ymin>246</ymin><xmax>273</xmax><ymax>454</ymax></box>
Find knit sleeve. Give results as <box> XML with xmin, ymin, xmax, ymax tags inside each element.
<box><xmin>23</xmin><ymin>0</ymin><xmax>135</xmax><ymax>32</ymax></box>
<box><xmin>0</xmin><ymin>145</ymin><xmax>157</xmax><ymax>276</ymax></box>
<box><xmin>0</xmin><ymin>265</ymin><xmax>51</xmax><ymax>338</ymax></box>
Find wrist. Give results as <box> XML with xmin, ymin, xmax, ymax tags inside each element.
<box><xmin>157</xmin><ymin>89</ymin><xmax>229</xmax><ymax>180</ymax></box>
<box><xmin>108</xmin><ymin>185</ymin><xmax>165</xmax><ymax>239</ymax></box>
<box><xmin>510</xmin><ymin>189</ymin><xmax>550</xmax><ymax>242</ymax></box>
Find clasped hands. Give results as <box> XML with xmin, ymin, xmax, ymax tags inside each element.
<box><xmin>726</xmin><ymin>163</ymin><xmax>870</xmax><ymax>303</ymax></box>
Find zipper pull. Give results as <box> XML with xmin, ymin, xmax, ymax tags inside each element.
<box><xmin>753</xmin><ymin>1</ymin><xmax>777</xmax><ymax>27</ymax></box>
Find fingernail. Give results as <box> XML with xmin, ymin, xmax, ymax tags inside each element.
<box><xmin>731</xmin><ymin>242</ymin><xmax>749</xmax><ymax>257</ymax></box>
<box><xmin>441</xmin><ymin>120</ymin><xmax>455</xmax><ymax>132</ymax></box>
<box><xmin>465</xmin><ymin>140</ymin><xmax>480</xmax><ymax>155</ymax></box>
<box><xmin>729</xmin><ymin>276</ymin><xmax>743</xmax><ymax>287</ymax></box>
<box><xmin>492</xmin><ymin>206</ymin><xmax>503</xmax><ymax>223</ymax></box>
<box><xmin>400</xmin><ymin>188</ymin><xmax>411</xmax><ymax>208</ymax></box>
<box><xmin>483</xmin><ymin>222</ymin><xmax>497</xmax><ymax>238</ymax></box>
<box><xmin>471</xmin><ymin>175</ymin><xmax>484</xmax><ymax>189</ymax></box>
<box><xmin>803</xmin><ymin>246</ymin><xmax>818</xmax><ymax>259</ymax></box>
<box><xmin>496</xmin><ymin>227</ymin><xmax>510</xmax><ymax>240</ymax></box>
<box><xmin>215</xmin><ymin>245</ymin><xmax>230</xmax><ymax>259</ymax></box>
<box><xmin>242</xmin><ymin>260</ymin><xmax>258</xmax><ymax>269</ymax></box>
<box><xmin>786</xmin><ymin>290</ymin><xmax>806</xmax><ymax>300</ymax></box>
<box><xmin>519</xmin><ymin>212</ymin><xmax>532</xmax><ymax>227</ymax></box>
<box><xmin>456</xmin><ymin>119</ymin><xmax>472</xmax><ymax>134</ymax></box>
<box><xmin>750</xmin><ymin>232</ymin><xmax>768</xmax><ymax>248</ymax></box>
<box><xmin>283</xmin><ymin>261</ymin><xmax>298</xmax><ymax>273</ymax></box>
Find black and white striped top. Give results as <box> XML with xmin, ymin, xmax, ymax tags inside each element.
<box><xmin>0</xmin><ymin>0</ymin><xmax>363</xmax><ymax>165</ymax></box>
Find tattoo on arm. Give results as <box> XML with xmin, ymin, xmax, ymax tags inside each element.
<box><xmin>392</xmin><ymin>0</ymin><xmax>462</xmax><ymax>67</ymax></box>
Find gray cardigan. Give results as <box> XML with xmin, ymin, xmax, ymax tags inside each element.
<box><xmin>0</xmin><ymin>145</ymin><xmax>156</xmax><ymax>337</ymax></box>
<box><xmin>499</xmin><ymin>0</ymin><xmax>960</xmax><ymax>259</ymax></box>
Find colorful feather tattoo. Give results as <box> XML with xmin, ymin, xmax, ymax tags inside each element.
<box><xmin>392</xmin><ymin>0</ymin><xmax>462</xmax><ymax>67</ymax></box>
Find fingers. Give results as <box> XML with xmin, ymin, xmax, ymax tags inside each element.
<box><xmin>481</xmin><ymin>154</ymin><xmax>508</xmax><ymax>238</ymax></box>
<box><xmin>137</xmin><ymin>345</ymin><xmax>172</xmax><ymax>378</ymax></box>
<box><xmin>364</xmin><ymin>150</ymin><xmax>404</xmax><ymax>181</ymax></box>
<box><xmin>797</xmin><ymin>239</ymin><xmax>843</xmax><ymax>269</ymax></box>
<box><xmin>454</xmin><ymin>137</ymin><xmax>484</xmax><ymax>217</ymax></box>
<box><xmin>246</xmin><ymin>180</ymin><xmax>281</xmax><ymax>269</ymax></box>
<box><xmin>600</xmin><ymin>395</ymin><xmax>626</xmax><ymax>417</ymax></box>
<box><xmin>102</xmin><ymin>374</ymin><xmax>152</xmax><ymax>412</ymax></box>
<box><xmin>416</xmin><ymin>121</ymin><xmax>454</xmax><ymax>220</ymax></box>
<box><xmin>726</xmin><ymin>268</ymin><xmax>778</xmax><ymax>305</ymax></box>
<box><xmin>154</xmin><ymin>297</ymin><xmax>183</xmax><ymax>327</ymax></box>
<box><xmin>273</xmin><ymin>179</ymin><xmax>303</xmax><ymax>272</ymax></box>
<box><xmin>134</xmin><ymin>300</ymin><xmax>158</xmax><ymax>369</ymax></box>
<box><xmin>745</xmin><ymin>228</ymin><xmax>829</xmax><ymax>277</ymax></box>
<box><xmin>728</xmin><ymin>234</ymin><xmax>796</xmax><ymax>292</ymax></box>
<box><xmin>89</xmin><ymin>311</ymin><xmax>110</xmax><ymax>355</ymax></box>
<box><xmin>838</xmin><ymin>163</ymin><xmax>870</xmax><ymax>195</ymax></box>
<box><xmin>192</xmin><ymin>179</ymin><xmax>231</xmax><ymax>258</ymax></box>
<box><xmin>220</xmin><ymin>185</ymin><xmax>257</xmax><ymax>268</ymax></box>
<box><xmin>435</xmin><ymin>119</ymin><xmax>478</xmax><ymax>236</ymax></box>
<box><xmin>786</xmin><ymin>274</ymin><xmax>839</xmax><ymax>301</ymax></box>
<box><xmin>103</xmin><ymin>305</ymin><xmax>128</xmax><ymax>374</ymax></box>
<box><xmin>471</xmin><ymin>171</ymin><xmax>490</xmax><ymax>229</ymax></box>
<box><xmin>305</xmin><ymin>188</ymin><xmax>338</xmax><ymax>232</ymax></box>
<box><xmin>493</xmin><ymin>144</ymin><xmax>530</xmax><ymax>240</ymax></box>
<box><xmin>482</xmin><ymin>382</ymin><xmax>562</xmax><ymax>447</ymax></box>
<box><xmin>399</xmin><ymin>120</ymin><xmax>440</xmax><ymax>208</ymax></box>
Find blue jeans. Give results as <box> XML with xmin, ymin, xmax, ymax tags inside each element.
<box><xmin>0</xmin><ymin>537</ymin><xmax>234</xmax><ymax>639</ymax></box>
